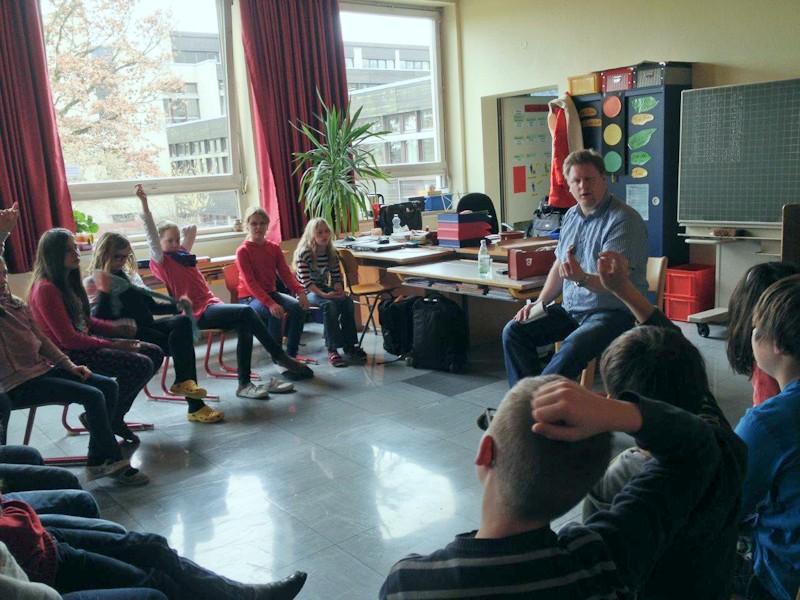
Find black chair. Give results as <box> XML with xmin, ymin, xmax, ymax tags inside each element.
<box><xmin>456</xmin><ymin>193</ymin><xmax>502</xmax><ymax>234</ymax></box>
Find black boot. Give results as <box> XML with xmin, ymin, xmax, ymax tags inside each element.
<box><xmin>250</xmin><ymin>571</ymin><xmax>307</xmax><ymax>600</ymax></box>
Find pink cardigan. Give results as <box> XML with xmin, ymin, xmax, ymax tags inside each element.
<box><xmin>28</xmin><ymin>280</ymin><xmax>118</xmax><ymax>351</ymax></box>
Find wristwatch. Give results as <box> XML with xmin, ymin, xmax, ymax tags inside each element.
<box><xmin>575</xmin><ymin>274</ymin><xmax>590</xmax><ymax>288</ymax></box>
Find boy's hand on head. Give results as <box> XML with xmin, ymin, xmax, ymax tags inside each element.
<box><xmin>0</xmin><ymin>201</ymin><xmax>20</xmax><ymax>232</ymax></box>
<box><xmin>532</xmin><ymin>379</ymin><xmax>613</xmax><ymax>441</ymax></box>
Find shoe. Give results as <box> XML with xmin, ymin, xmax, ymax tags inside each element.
<box><xmin>477</xmin><ymin>408</ymin><xmax>497</xmax><ymax>431</ymax></box>
<box><xmin>169</xmin><ymin>380</ymin><xmax>208</xmax><ymax>399</ymax></box>
<box><xmin>236</xmin><ymin>382</ymin><xmax>270</xmax><ymax>399</ymax></box>
<box><xmin>251</xmin><ymin>571</ymin><xmax>307</xmax><ymax>600</ymax></box>
<box><xmin>187</xmin><ymin>405</ymin><xmax>225</xmax><ymax>423</ymax></box>
<box><xmin>344</xmin><ymin>346</ymin><xmax>368</xmax><ymax>363</ymax></box>
<box><xmin>85</xmin><ymin>459</ymin><xmax>130</xmax><ymax>482</ymax></box>
<box><xmin>328</xmin><ymin>350</ymin><xmax>347</xmax><ymax>368</ymax></box>
<box><xmin>113</xmin><ymin>467</ymin><xmax>150</xmax><ymax>486</ymax></box>
<box><xmin>113</xmin><ymin>424</ymin><xmax>140</xmax><ymax>445</ymax></box>
<box><xmin>267</xmin><ymin>377</ymin><xmax>294</xmax><ymax>394</ymax></box>
<box><xmin>275</xmin><ymin>353</ymin><xmax>314</xmax><ymax>380</ymax></box>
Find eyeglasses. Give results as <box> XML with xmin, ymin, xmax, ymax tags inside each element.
<box><xmin>113</xmin><ymin>253</ymin><xmax>133</xmax><ymax>261</ymax></box>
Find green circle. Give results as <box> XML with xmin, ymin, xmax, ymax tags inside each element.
<box><xmin>604</xmin><ymin>151</ymin><xmax>622</xmax><ymax>173</ymax></box>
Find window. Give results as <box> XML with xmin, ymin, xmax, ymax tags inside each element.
<box><xmin>341</xmin><ymin>6</ymin><xmax>446</xmax><ymax>205</ymax></box>
<box><xmin>41</xmin><ymin>0</ymin><xmax>241</xmax><ymax>235</ymax></box>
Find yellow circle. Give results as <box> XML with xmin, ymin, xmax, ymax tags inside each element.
<box><xmin>603</xmin><ymin>123</ymin><xmax>622</xmax><ymax>146</ymax></box>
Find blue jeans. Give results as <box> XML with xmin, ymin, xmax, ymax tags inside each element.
<box><xmin>0</xmin><ymin>392</ymin><xmax>10</xmax><ymax>444</ymax></box>
<box><xmin>0</xmin><ymin>445</ymin><xmax>82</xmax><ymax>492</ymax></box>
<box><xmin>6</xmin><ymin>370</ymin><xmax>122</xmax><ymax>466</ymax></box>
<box><xmin>49</xmin><ymin>527</ymin><xmax>252</xmax><ymax>600</ymax></box>
<box><xmin>307</xmin><ymin>289</ymin><xmax>357</xmax><ymax>350</ymax></box>
<box><xmin>240</xmin><ymin>292</ymin><xmax>305</xmax><ymax>357</ymax></box>
<box><xmin>63</xmin><ymin>590</ymin><xmax>167</xmax><ymax>600</ymax></box>
<box><xmin>502</xmin><ymin>305</ymin><xmax>634</xmax><ymax>386</ymax></box>
<box><xmin>3</xmin><ymin>489</ymin><xmax>100</xmax><ymax>518</ymax></box>
<box><xmin>198</xmin><ymin>303</ymin><xmax>283</xmax><ymax>386</ymax></box>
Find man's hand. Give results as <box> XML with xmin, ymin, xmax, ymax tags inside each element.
<box><xmin>531</xmin><ymin>378</ymin><xmax>642</xmax><ymax>441</ymax></box>
<box><xmin>0</xmin><ymin>202</ymin><xmax>20</xmax><ymax>232</ymax></box>
<box><xmin>297</xmin><ymin>293</ymin><xmax>311</xmax><ymax>311</ymax></box>
<box><xmin>558</xmin><ymin>248</ymin><xmax>586</xmax><ymax>283</ymax></box>
<box><xmin>67</xmin><ymin>363</ymin><xmax>92</xmax><ymax>380</ymax></box>
<box><xmin>269</xmin><ymin>303</ymin><xmax>285</xmax><ymax>319</ymax></box>
<box><xmin>597</xmin><ymin>251</ymin><xmax>632</xmax><ymax>295</ymax></box>
<box><xmin>514</xmin><ymin>301</ymin><xmax>541</xmax><ymax>323</ymax></box>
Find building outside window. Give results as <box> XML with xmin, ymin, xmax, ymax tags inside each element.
<box><xmin>340</xmin><ymin>7</ymin><xmax>447</xmax><ymax>206</ymax></box>
<box><xmin>40</xmin><ymin>0</ymin><xmax>241</xmax><ymax>236</ymax></box>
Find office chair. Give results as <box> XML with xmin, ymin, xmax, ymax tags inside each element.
<box><xmin>455</xmin><ymin>193</ymin><xmax>512</xmax><ymax>235</ymax></box>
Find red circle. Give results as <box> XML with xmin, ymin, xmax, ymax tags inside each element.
<box><xmin>603</xmin><ymin>95</ymin><xmax>622</xmax><ymax>118</ymax></box>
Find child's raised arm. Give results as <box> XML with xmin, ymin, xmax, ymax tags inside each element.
<box><xmin>135</xmin><ymin>185</ymin><xmax>164</xmax><ymax>264</ymax></box>
<box><xmin>181</xmin><ymin>224</ymin><xmax>197</xmax><ymax>253</ymax></box>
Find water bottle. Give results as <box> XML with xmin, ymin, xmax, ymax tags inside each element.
<box><xmin>478</xmin><ymin>239</ymin><xmax>492</xmax><ymax>278</ymax></box>
<box><xmin>392</xmin><ymin>214</ymin><xmax>401</xmax><ymax>235</ymax></box>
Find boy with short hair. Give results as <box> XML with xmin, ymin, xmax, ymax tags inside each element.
<box><xmin>735</xmin><ymin>274</ymin><xmax>800</xmax><ymax>600</ymax></box>
<box><xmin>381</xmin><ymin>374</ymin><xmax>743</xmax><ymax>599</ymax></box>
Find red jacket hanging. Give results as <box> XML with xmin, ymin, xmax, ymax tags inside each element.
<box><xmin>547</xmin><ymin>94</ymin><xmax>583</xmax><ymax>209</ymax></box>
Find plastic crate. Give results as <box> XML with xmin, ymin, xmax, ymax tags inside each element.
<box><xmin>633</xmin><ymin>61</ymin><xmax>692</xmax><ymax>88</ymax></box>
<box><xmin>665</xmin><ymin>263</ymin><xmax>715</xmax><ymax>301</ymax></box>
<box><xmin>601</xmin><ymin>67</ymin><xmax>634</xmax><ymax>92</ymax></box>
<box><xmin>568</xmin><ymin>73</ymin><xmax>600</xmax><ymax>95</ymax></box>
<box><xmin>664</xmin><ymin>294</ymin><xmax>710</xmax><ymax>322</ymax></box>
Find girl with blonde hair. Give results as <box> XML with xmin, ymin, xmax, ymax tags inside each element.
<box><xmin>293</xmin><ymin>218</ymin><xmax>367</xmax><ymax>367</ymax></box>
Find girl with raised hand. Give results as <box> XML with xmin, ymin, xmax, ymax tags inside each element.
<box><xmin>235</xmin><ymin>207</ymin><xmax>310</xmax><ymax>360</ymax></box>
<box><xmin>0</xmin><ymin>206</ymin><xmax>146</xmax><ymax>485</ymax></box>
<box><xmin>293</xmin><ymin>218</ymin><xmax>367</xmax><ymax>368</ymax></box>
<box><xmin>727</xmin><ymin>262</ymin><xmax>800</xmax><ymax>406</ymax></box>
<box><xmin>136</xmin><ymin>185</ymin><xmax>312</xmax><ymax>399</ymax></box>
<box><xmin>85</xmin><ymin>232</ymin><xmax>223</xmax><ymax>424</ymax></box>
<box><xmin>27</xmin><ymin>228</ymin><xmax>163</xmax><ymax>445</ymax></box>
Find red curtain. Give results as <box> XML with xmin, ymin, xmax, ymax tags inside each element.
<box><xmin>0</xmin><ymin>1</ymin><xmax>74</xmax><ymax>273</ymax></box>
<box><xmin>240</xmin><ymin>0</ymin><xmax>349</xmax><ymax>242</ymax></box>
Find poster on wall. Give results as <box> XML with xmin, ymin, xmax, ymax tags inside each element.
<box><xmin>500</xmin><ymin>98</ymin><xmax>553</xmax><ymax>227</ymax></box>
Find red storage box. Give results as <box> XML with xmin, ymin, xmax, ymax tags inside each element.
<box><xmin>437</xmin><ymin>221</ymin><xmax>492</xmax><ymax>241</ymax></box>
<box><xmin>508</xmin><ymin>248</ymin><xmax>555</xmax><ymax>281</ymax></box>
<box><xmin>663</xmin><ymin>295</ymin><xmax>709</xmax><ymax>322</ymax></box>
<box><xmin>601</xmin><ymin>67</ymin><xmax>634</xmax><ymax>92</ymax></box>
<box><xmin>665</xmin><ymin>263</ymin><xmax>715</xmax><ymax>301</ymax></box>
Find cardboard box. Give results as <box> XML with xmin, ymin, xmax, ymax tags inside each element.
<box><xmin>508</xmin><ymin>247</ymin><xmax>556</xmax><ymax>281</ymax></box>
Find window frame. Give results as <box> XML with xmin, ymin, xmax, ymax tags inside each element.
<box><xmin>50</xmin><ymin>0</ymin><xmax>244</xmax><ymax>236</ymax></box>
<box><xmin>340</xmin><ymin>2</ymin><xmax>448</xmax><ymax>190</ymax></box>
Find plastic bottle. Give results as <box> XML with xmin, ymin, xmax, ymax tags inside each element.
<box><xmin>392</xmin><ymin>214</ymin><xmax>401</xmax><ymax>235</ymax></box>
<box><xmin>478</xmin><ymin>239</ymin><xmax>492</xmax><ymax>278</ymax></box>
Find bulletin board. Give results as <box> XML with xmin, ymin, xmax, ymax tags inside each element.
<box><xmin>678</xmin><ymin>78</ymin><xmax>800</xmax><ymax>224</ymax></box>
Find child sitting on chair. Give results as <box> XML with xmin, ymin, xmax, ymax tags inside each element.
<box><xmin>136</xmin><ymin>186</ymin><xmax>312</xmax><ymax>399</ymax></box>
<box><xmin>293</xmin><ymin>218</ymin><xmax>367</xmax><ymax>368</ymax></box>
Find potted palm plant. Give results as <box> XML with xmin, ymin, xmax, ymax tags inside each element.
<box><xmin>293</xmin><ymin>94</ymin><xmax>390</xmax><ymax>235</ymax></box>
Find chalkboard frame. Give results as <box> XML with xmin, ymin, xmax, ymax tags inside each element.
<box><xmin>677</xmin><ymin>78</ymin><xmax>800</xmax><ymax>225</ymax></box>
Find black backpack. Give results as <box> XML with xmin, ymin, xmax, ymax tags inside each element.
<box><xmin>378</xmin><ymin>296</ymin><xmax>419</xmax><ymax>356</ymax></box>
<box><xmin>408</xmin><ymin>293</ymin><xmax>469</xmax><ymax>373</ymax></box>
<box><xmin>526</xmin><ymin>196</ymin><xmax>569</xmax><ymax>238</ymax></box>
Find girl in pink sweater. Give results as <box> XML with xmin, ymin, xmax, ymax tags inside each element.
<box><xmin>235</xmin><ymin>207</ymin><xmax>310</xmax><ymax>359</ymax></box>
<box><xmin>27</xmin><ymin>229</ymin><xmax>163</xmax><ymax>445</ymax></box>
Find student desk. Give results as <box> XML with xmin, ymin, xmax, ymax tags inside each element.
<box><xmin>388</xmin><ymin>259</ymin><xmax>545</xmax><ymax>301</ymax></box>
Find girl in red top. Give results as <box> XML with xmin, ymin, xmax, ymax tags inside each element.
<box><xmin>27</xmin><ymin>228</ymin><xmax>163</xmax><ymax>445</ymax></box>
<box><xmin>235</xmin><ymin>207</ymin><xmax>310</xmax><ymax>359</ymax></box>
<box><xmin>726</xmin><ymin>261</ymin><xmax>800</xmax><ymax>405</ymax></box>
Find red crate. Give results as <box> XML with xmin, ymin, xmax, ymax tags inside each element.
<box><xmin>665</xmin><ymin>263</ymin><xmax>715</xmax><ymax>301</ymax></box>
<box><xmin>601</xmin><ymin>67</ymin><xmax>634</xmax><ymax>92</ymax></box>
<box><xmin>663</xmin><ymin>294</ymin><xmax>712</xmax><ymax>322</ymax></box>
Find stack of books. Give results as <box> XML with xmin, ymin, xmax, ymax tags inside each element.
<box><xmin>437</xmin><ymin>212</ymin><xmax>492</xmax><ymax>248</ymax></box>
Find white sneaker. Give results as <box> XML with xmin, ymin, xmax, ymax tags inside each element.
<box><xmin>267</xmin><ymin>377</ymin><xmax>294</xmax><ymax>394</ymax></box>
<box><xmin>85</xmin><ymin>459</ymin><xmax>130</xmax><ymax>482</ymax></box>
<box><xmin>236</xmin><ymin>382</ymin><xmax>270</xmax><ymax>399</ymax></box>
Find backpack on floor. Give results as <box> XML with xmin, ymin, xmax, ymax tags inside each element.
<box><xmin>409</xmin><ymin>293</ymin><xmax>469</xmax><ymax>373</ymax></box>
<box><xmin>378</xmin><ymin>295</ymin><xmax>420</xmax><ymax>356</ymax></box>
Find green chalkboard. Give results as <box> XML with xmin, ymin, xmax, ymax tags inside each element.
<box><xmin>678</xmin><ymin>78</ymin><xmax>800</xmax><ymax>223</ymax></box>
